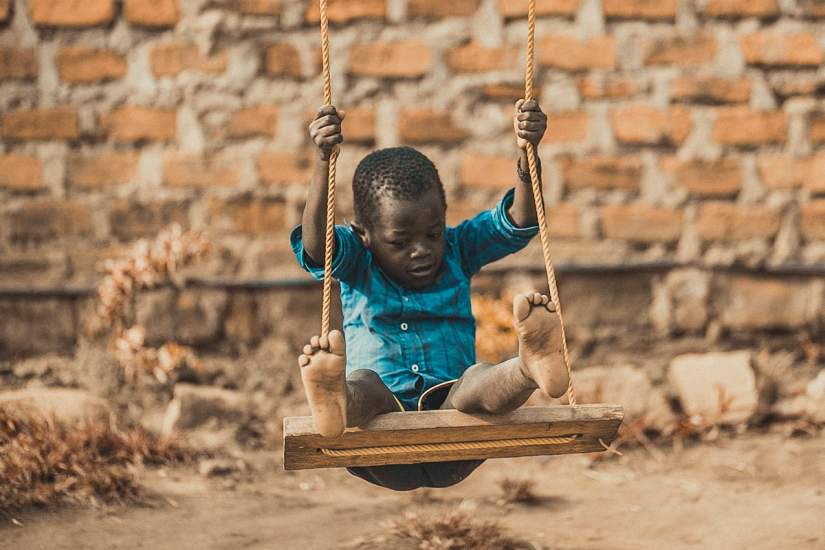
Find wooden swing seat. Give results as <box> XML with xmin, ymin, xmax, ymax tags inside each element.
<box><xmin>283</xmin><ymin>404</ymin><xmax>623</xmax><ymax>470</ymax></box>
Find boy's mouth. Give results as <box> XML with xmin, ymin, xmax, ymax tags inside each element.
<box><xmin>408</xmin><ymin>263</ymin><xmax>434</xmax><ymax>279</ymax></box>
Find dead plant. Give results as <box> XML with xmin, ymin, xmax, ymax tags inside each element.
<box><xmin>97</xmin><ymin>224</ymin><xmax>211</xmax><ymax>381</ymax></box>
<box><xmin>385</xmin><ymin>509</ymin><xmax>535</xmax><ymax>550</ymax></box>
<box><xmin>0</xmin><ymin>407</ymin><xmax>193</xmax><ymax>511</ymax></box>
<box><xmin>473</xmin><ymin>292</ymin><xmax>517</xmax><ymax>363</ymax></box>
<box><xmin>497</xmin><ymin>477</ymin><xmax>539</xmax><ymax>505</ymax></box>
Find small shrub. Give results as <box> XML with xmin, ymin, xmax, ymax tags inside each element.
<box><xmin>497</xmin><ymin>477</ymin><xmax>539</xmax><ymax>505</ymax></box>
<box><xmin>0</xmin><ymin>407</ymin><xmax>192</xmax><ymax>511</ymax></box>
<box><xmin>386</xmin><ymin>509</ymin><xmax>535</xmax><ymax>550</ymax></box>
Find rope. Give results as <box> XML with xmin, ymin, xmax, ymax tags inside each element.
<box><xmin>319</xmin><ymin>0</ymin><xmax>338</xmax><ymax>338</ymax></box>
<box><xmin>525</xmin><ymin>0</ymin><xmax>576</xmax><ymax>405</ymax></box>
<box><xmin>320</xmin><ymin>434</ymin><xmax>579</xmax><ymax>458</ymax></box>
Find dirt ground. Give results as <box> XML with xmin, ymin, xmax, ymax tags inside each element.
<box><xmin>2</xmin><ymin>430</ymin><xmax>823</xmax><ymax>550</ymax></box>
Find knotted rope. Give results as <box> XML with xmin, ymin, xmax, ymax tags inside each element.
<box><xmin>524</xmin><ymin>0</ymin><xmax>576</xmax><ymax>405</ymax></box>
<box><xmin>320</xmin><ymin>434</ymin><xmax>579</xmax><ymax>458</ymax></box>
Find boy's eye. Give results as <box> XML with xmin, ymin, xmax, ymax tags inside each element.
<box><xmin>389</xmin><ymin>240</ymin><xmax>407</xmax><ymax>248</ymax></box>
<box><xmin>428</xmin><ymin>231</ymin><xmax>442</xmax><ymax>240</ymax></box>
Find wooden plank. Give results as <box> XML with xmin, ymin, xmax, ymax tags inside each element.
<box><xmin>283</xmin><ymin>405</ymin><xmax>623</xmax><ymax>470</ymax></box>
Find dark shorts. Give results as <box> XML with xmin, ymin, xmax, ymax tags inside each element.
<box><xmin>346</xmin><ymin>379</ymin><xmax>485</xmax><ymax>491</ymax></box>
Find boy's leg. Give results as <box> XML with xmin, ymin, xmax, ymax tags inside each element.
<box><xmin>444</xmin><ymin>292</ymin><xmax>569</xmax><ymax>415</ymax></box>
<box><xmin>299</xmin><ymin>330</ymin><xmax>398</xmax><ymax>437</ymax></box>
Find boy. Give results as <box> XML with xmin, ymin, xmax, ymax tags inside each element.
<box><xmin>290</xmin><ymin>99</ymin><xmax>568</xmax><ymax>491</ymax></box>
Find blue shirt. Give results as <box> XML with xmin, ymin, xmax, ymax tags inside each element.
<box><xmin>290</xmin><ymin>188</ymin><xmax>538</xmax><ymax>403</ymax></box>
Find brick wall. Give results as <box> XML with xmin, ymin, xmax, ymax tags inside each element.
<box><xmin>1</xmin><ymin>0</ymin><xmax>824</xmax><ymax>351</ymax></box>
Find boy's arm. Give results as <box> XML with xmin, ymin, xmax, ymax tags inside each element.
<box><xmin>508</xmin><ymin>99</ymin><xmax>547</xmax><ymax>228</ymax></box>
<box><xmin>301</xmin><ymin>105</ymin><xmax>345</xmax><ymax>264</ymax></box>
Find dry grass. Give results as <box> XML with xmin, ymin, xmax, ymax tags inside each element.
<box><xmin>0</xmin><ymin>407</ymin><xmax>192</xmax><ymax>511</ymax></box>
<box><xmin>497</xmin><ymin>477</ymin><xmax>539</xmax><ymax>505</ymax></box>
<box><xmin>381</xmin><ymin>509</ymin><xmax>535</xmax><ymax>550</ymax></box>
<box><xmin>473</xmin><ymin>293</ymin><xmax>517</xmax><ymax>363</ymax></box>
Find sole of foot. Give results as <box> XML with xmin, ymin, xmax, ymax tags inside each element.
<box><xmin>298</xmin><ymin>330</ymin><xmax>347</xmax><ymax>438</ymax></box>
<box><xmin>513</xmin><ymin>292</ymin><xmax>569</xmax><ymax>399</ymax></box>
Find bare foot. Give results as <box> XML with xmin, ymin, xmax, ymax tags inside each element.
<box><xmin>298</xmin><ymin>330</ymin><xmax>347</xmax><ymax>438</ymax></box>
<box><xmin>513</xmin><ymin>292</ymin><xmax>569</xmax><ymax>398</ymax></box>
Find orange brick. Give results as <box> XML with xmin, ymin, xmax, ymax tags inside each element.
<box><xmin>305</xmin><ymin>0</ymin><xmax>384</xmax><ymax>22</ymax></box>
<box><xmin>164</xmin><ymin>154</ymin><xmax>240</xmax><ymax>188</ymax></box>
<box><xmin>349</xmin><ymin>41</ymin><xmax>432</xmax><ymax>78</ymax></box>
<box><xmin>0</xmin><ymin>48</ymin><xmax>38</xmax><ymax>80</ymax></box>
<box><xmin>110</xmin><ymin>200</ymin><xmax>189</xmax><ymax>240</ymax></box>
<box><xmin>806</xmin><ymin>155</ymin><xmax>825</xmax><ymax>194</ymax></box>
<box><xmin>124</xmin><ymin>0</ymin><xmax>179</xmax><ymax>27</ymax></box>
<box><xmin>228</xmin><ymin>105</ymin><xmax>278</xmax><ymax>138</ymax></box>
<box><xmin>644</xmin><ymin>32</ymin><xmax>718</xmax><ymax>66</ymax></box>
<box><xmin>9</xmin><ymin>199</ymin><xmax>92</xmax><ymax>241</ymax></box>
<box><xmin>29</xmin><ymin>0</ymin><xmax>113</xmax><ymax>27</ymax></box>
<box><xmin>757</xmin><ymin>154</ymin><xmax>809</xmax><ymax>189</ymax></box>
<box><xmin>801</xmin><ymin>201</ymin><xmax>825</xmax><ymax>240</ymax></box>
<box><xmin>67</xmin><ymin>151</ymin><xmax>139</xmax><ymax>189</ymax></box>
<box><xmin>577</xmin><ymin>75</ymin><xmax>646</xmax><ymax>99</ymax></box>
<box><xmin>263</xmin><ymin>43</ymin><xmax>302</xmax><ymax>78</ymax></box>
<box><xmin>547</xmin><ymin>203</ymin><xmax>580</xmax><ymax>238</ymax></box>
<box><xmin>603</xmin><ymin>0</ymin><xmax>677</xmax><ymax>20</ymax></box>
<box><xmin>480</xmin><ymin>83</ymin><xmax>540</xmax><ymax>102</ymax></box>
<box><xmin>800</xmin><ymin>0</ymin><xmax>825</xmax><ymax>17</ymax></box>
<box><xmin>601</xmin><ymin>204</ymin><xmax>683</xmax><ymax>243</ymax></box>
<box><xmin>0</xmin><ymin>0</ymin><xmax>9</xmax><ymax>21</ymax></box>
<box><xmin>258</xmin><ymin>150</ymin><xmax>314</xmax><ymax>185</ymax></box>
<box><xmin>769</xmin><ymin>74</ymin><xmax>821</xmax><ymax>97</ymax></box>
<box><xmin>238</xmin><ymin>0</ymin><xmax>280</xmax><ymax>14</ymax></box>
<box><xmin>0</xmin><ymin>154</ymin><xmax>43</xmax><ymax>191</ymax></box>
<box><xmin>408</xmin><ymin>0</ymin><xmax>480</xmax><ymax>17</ymax></box>
<box><xmin>702</xmin><ymin>0</ymin><xmax>779</xmax><ymax>17</ymax></box>
<box><xmin>101</xmin><ymin>106</ymin><xmax>177</xmax><ymax>143</ymax></box>
<box><xmin>343</xmin><ymin>108</ymin><xmax>376</xmax><ymax>143</ymax></box>
<box><xmin>538</xmin><ymin>35</ymin><xmax>616</xmax><ymax>71</ymax></box>
<box><xmin>612</xmin><ymin>106</ymin><xmax>692</xmax><ymax>145</ymax></box>
<box><xmin>696</xmin><ymin>203</ymin><xmax>780</xmax><ymax>241</ymax></box>
<box><xmin>459</xmin><ymin>154</ymin><xmax>514</xmax><ymax>189</ymax></box>
<box><xmin>151</xmin><ymin>43</ymin><xmax>228</xmax><ymax>77</ymax></box>
<box><xmin>209</xmin><ymin>197</ymin><xmax>286</xmax><ymax>234</ymax></box>
<box><xmin>497</xmin><ymin>0</ymin><xmax>580</xmax><ymax>18</ymax></box>
<box><xmin>560</xmin><ymin>156</ymin><xmax>642</xmax><ymax>190</ymax></box>
<box><xmin>546</xmin><ymin>111</ymin><xmax>589</xmax><ymax>142</ymax></box>
<box><xmin>56</xmin><ymin>47</ymin><xmax>127</xmax><ymax>83</ymax></box>
<box><xmin>810</xmin><ymin>113</ymin><xmax>825</xmax><ymax>143</ymax></box>
<box><xmin>713</xmin><ymin>108</ymin><xmax>786</xmax><ymax>146</ymax></box>
<box><xmin>740</xmin><ymin>32</ymin><xmax>824</xmax><ymax>67</ymax></box>
<box><xmin>661</xmin><ymin>157</ymin><xmax>742</xmax><ymax>197</ymax></box>
<box><xmin>2</xmin><ymin>107</ymin><xmax>79</xmax><ymax>141</ymax></box>
<box><xmin>671</xmin><ymin>76</ymin><xmax>751</xmax><ymax>104</ymax></box>
<box><xmin>399</xmin><ymin>108</ymin><xmax>469</xmax><ymax>144</ymax></box>
<box><xmin>447</xmin><ymin>42</ymin><xmax>519</xmax><ymax>73</ymax></box>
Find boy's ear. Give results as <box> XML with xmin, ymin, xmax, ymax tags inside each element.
<box><xmin>351</xmin><ymin>220</ymin><xmax>371</xmax><ymax>248</ymax></box>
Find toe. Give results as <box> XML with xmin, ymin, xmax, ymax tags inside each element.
<box><xmin>532</xmin><ymin>292</ymin><xmax>543</xmax><ymax>305</ymax></box>
<box><xmin>310</xmin><ymin>335</ymin><xmax>320</xmax><ymax>348</ymax></box>
<box><xmin>328</xmin><ymin>330</ymin><xmax>346</xmax><ymax>356</ymax></box>
<box><xmin>513</xmin><ymin>293</ymin><xmax>531</xmax><ymax>322</ymax></box>
<box><xmin>303</xmin><ymin>344</ymin><xmax>314</xmax><ymax>355</ymax></box>
<box><xmin>541</xmin><ymin>294</ymin><xmax>549</xmax><ymax>305</ymax></box>
<box><xmin>319</xmin><ymin>333</ymin><xmax>329</xmax><ymax>350</ymax></box>
<box><xmin>298</xmin><ymin>354</ymin><xmax>309</xmax><ymax>367</ymax></box>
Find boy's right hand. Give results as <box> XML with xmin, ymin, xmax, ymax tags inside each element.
<box><xmin>309</xmin><ymin>105</ymin><xmax>345</xmax><ymax>161</ymax></box>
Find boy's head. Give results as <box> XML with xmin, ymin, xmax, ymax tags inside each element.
<box><xmin>351</xmin><ymin>147</ymin><xmax>447</xmax><ymax>289</ymax></box>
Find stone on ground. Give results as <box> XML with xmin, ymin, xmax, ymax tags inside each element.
<box><xmin>0</xmin><ymin>387</ymin><xmax>111</xmax><ymax>424</ymax></box>
<box><xmin>162</xmin><ymin>383</ymin><xmax>250</xmax><ymax>448</ymax></box>
<box><xmin>668</xmin><ymin>351</ymin><xmax>758</xmax><ymax>425</ymax></box>
<box><xmin>574</xmin><ymin>365</ymin><xmax>677</xmax><ymax>434</ymax></box>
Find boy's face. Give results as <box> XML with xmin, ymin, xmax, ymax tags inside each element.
<box><xmin>361</xmin><ymin>188</ymin><xmax>446</xmax><ymax>289</ymax></box>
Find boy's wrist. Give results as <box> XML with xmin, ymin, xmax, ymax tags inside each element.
<box><xmin>516</xmin><ymin>156</ymin><xmax>540</xmax><ymax>184</ymax></box>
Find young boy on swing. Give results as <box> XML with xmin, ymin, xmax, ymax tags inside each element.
<box><xmin>290</xmin><ymin>99</ymin><xmax>568</xmax><ymax>491</ymax></box>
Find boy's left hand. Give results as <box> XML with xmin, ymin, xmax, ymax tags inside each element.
<box><xmin>513</xmin><ymin>99</ymin><xmax>547</xmax><ymax>150</ymax></box>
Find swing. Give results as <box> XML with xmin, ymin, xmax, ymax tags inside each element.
<box><xmin>283</xmin><ymin>0</ymin><xmax>624</xmax><ymax>471</ymax></box>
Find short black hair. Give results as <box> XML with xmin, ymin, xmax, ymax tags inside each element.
<box><xmin>352</xmin><ymin>147</ymin><xmax>446</xmax><ymax>229</ymax></box>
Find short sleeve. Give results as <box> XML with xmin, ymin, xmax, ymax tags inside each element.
<box><xmin>290</xmin><ymin>224</ymin><xmax>366</xmax><ymax>283</ymax></box>
<box><xmin>450</xmin><ymin>188</ymin><xmax>539</xmax><ymax>276</ymax></box>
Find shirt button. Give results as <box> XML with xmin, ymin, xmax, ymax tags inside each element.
<box><xmin>400</xmin><ymin>323</ymin><xmax>408</xmax><ymax>331</ymax></box>
<box><xmin>411</xmin><ymin>364</ymin><xmax>419</xmax><ymax>373</ymax></box>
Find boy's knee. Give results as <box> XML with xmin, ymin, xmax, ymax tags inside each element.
<box><xmin>347</xmin><ymin>368</ymin><xmax>383</xmax><ymax>386</ymax></box>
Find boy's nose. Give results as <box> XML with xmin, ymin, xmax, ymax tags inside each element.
<box><xmin>410</xmin><ymin>243</ymin><xmax>431</xmax><ymax>258</ymax></box>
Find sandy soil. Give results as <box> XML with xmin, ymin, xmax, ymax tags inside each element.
<box><xmin>2</xmin><ymin>430</ymin><xmax>824</xmax><ymax>550</ymax></box>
